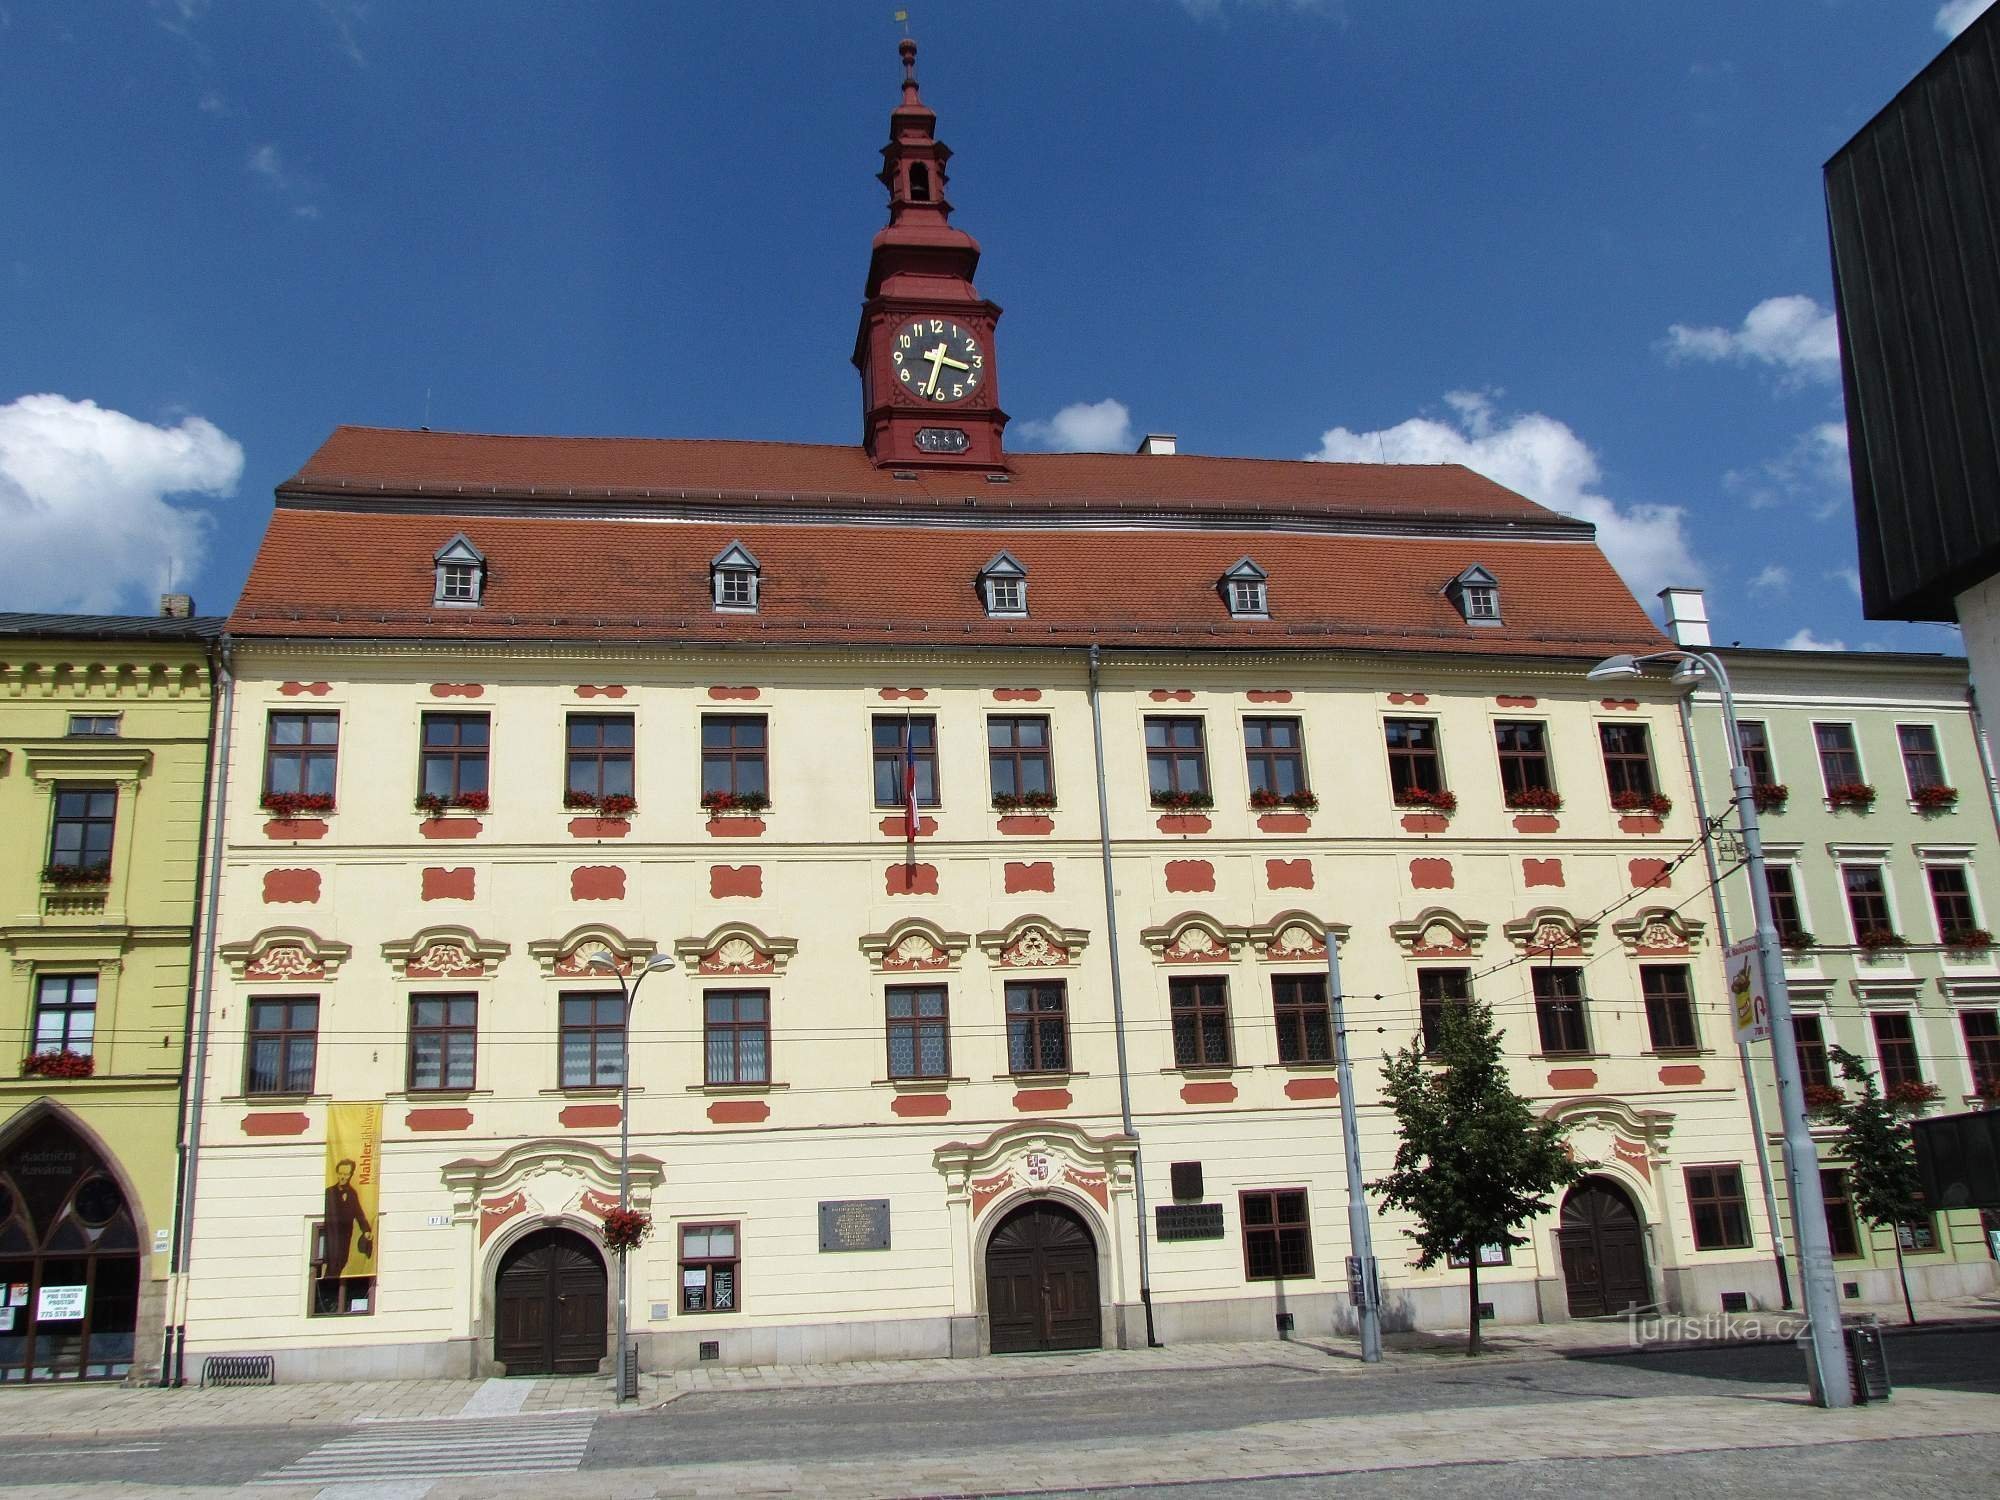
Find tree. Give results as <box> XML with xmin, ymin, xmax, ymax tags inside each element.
<box><xmin>1367</xmin><ymin>999</ymin><xmax>1587</xmax><ymax>1355</ymax></box>
<box><xmin>1820</xmin><ymin>1046</ymin><xmax>1932</xmax><ymax>1325</ymax></box>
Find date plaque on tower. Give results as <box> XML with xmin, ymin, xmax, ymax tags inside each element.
<box><xmin>818</xmin><ymin>1199</ymin><xmax>892</xmax><ymax>1252</ymax></box>
<box><xmin>914</xmin><ymin>427</ymin><xmax>970</xmax><ymax>454</ymax></box>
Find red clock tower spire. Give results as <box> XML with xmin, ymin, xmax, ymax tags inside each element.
<box><xmin>854</xmin><ymin>38</ymin><xmax>1008</xmax><ymax>468</ymax></box>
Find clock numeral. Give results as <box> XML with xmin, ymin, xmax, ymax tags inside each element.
<box><xmin>899</xmin><ymin>367</ymin><xmax>912</xmax><ymax>384</ymax></box>
<box><xmin>966</xmin><ymin>374</ymin><xmax>978</xmax><ymax>388</ymax></box>
<box><xmin>930</xmin><ymin>319</ymin><xmax>944</xmax><ymax>333</ymax></box>
<box><xmin>899</xmin><ymin>333</ymin><xmax>912</xmax><ymax>349</ymax></box>
<box><xmin>891</xmin><ymin>350</ymin><xmax>903</xmax><ymax>365</ymax></box>
<box><xmin>951</xmin><ymin>383</ymin><xmax>964</xmax><ymax>399</ymax></box>
<box><xmin>964</xmin><ymin>337</ymin><xmax>980</xmax><ymax>354</ymax></box>
<box><xmin>971</xmin><ymin>355</ymin><xmax>984</xmax><ymax>369</ymax></box>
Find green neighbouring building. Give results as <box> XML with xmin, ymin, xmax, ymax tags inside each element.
<box><xmin>0</xmin><ymin>607</ymin><xmax>222</xmax><ymax>1382</ymax></box>
<box><xmin>1664</xmin><ymin>588</ymin><xmax>2000</xmax><ymax>1313</ymax></box>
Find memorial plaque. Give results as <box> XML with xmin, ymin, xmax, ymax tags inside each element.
<box><xmin>1154</xmin><ymin>1203</ymin><xmax>1225</xmax><ymax>1242</ymax></box>
<box><xmin>818</xmin><ymin>1198</ymin><xmax>892</xmax><ymax>1252</ymax></box>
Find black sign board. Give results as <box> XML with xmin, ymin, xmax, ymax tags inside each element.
<box><xmin>818</xmin><ymin>1199</ymin><xmax>892</xmax><ymax>1252</ymax></box>
<box><xmin>1154</xmin><ymin>1203</ymin><xmax>1225</xmax><ymax>1242</ymax></box>
<box><xmin>914</xmin><ymin>427</ymin><xmax>970</xmax><ymax>454</ymax></box>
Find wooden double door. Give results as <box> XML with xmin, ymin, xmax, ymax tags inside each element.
<box><xmin>494</xmin><ymin>1228</ymin><xmax>607</xmax><ymax>1375</ymax></box>
<box><xmin>986</xmin><ymin>1201</ymin><xmax>1101</xmax><ymax>1354</ymax></box>
<box><xmin>1559</xmin><ymin>1178</ymin><xmax>1651</xmax><ymax>1318</ymax></box>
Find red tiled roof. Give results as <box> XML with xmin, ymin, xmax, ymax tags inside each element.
<box><xmin>279</xmin><ymin>426</ymin><xmax>1570</xmax><ymax>528</ymax></box>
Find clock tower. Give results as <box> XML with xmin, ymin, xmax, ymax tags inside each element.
<box><xmin>854</xmin><ymin>39</ymin><xmax>1008</xmax><ymax>469</ymax></box>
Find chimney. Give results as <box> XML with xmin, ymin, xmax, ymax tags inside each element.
<box><xmin>1136</xmin><ymin>433</ymin><xmax>1177</xmax><ymax>456</ymax></box>
<box><xmin>1658</xmin><ymin>587</ymin><xmax>1710</xmax><ymax>647</ymax></box>
<box><xmin>159</xmin><ymin>593</ymin><xmax>194</xmax><ymax>619</ymax></box>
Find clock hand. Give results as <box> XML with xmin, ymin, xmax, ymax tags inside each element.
<box><xmin>935</xmin><ymin>352</ymin><xmax>971</xmax><ymax>372</ymax></box>
<box><xmin>921</xmin><ymin>343</ymin><xmax>949</xmax><ymax>396</ymax></box>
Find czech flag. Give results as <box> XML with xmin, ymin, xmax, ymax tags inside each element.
<box><xmin>903</xmin><ymin>720</ymin><xmax>920</xmax><ymax>840</ymax></box>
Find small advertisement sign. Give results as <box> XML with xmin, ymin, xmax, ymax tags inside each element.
<box><xmin>1727</xmin><ymin>944</ymin><xmax>1771</xmax><ymax>1044</ymax></box>
<box><xmin>36</xmin><ymin>1284</ymin><xmax>86</xmax><ymax>1321</ymax></box>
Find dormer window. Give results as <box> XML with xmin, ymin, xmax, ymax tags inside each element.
<box><xmin>978</xmin><ymin>550</ymin><xmax>1028</xmax><ymax>617</ymax></box>
<box><xmin>432</xmin><ymin>534</ymin><xmax>486</xmax><ymax>608</ymax></box>
<box><xmin>1445</xmin><ymin>565</ymin><xmax>1503</xmax><ymax>626</ymax></box>
<box><xmin>1221</xmin><ymin>557</ymin><xmax>1269</xmax><ymax>619</ymax></box>
<box><xmin>711</xmin><ymin>541</ymin><xmax>762</xmax><ymax>613</ymax></box>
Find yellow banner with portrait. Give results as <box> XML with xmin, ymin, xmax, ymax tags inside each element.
<box><xmin>321</xmin><ymin>1103</ymin><xmax>381</xmax><ymax>1281</ymax></box>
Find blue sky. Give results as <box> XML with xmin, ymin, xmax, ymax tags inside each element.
<box><xmin>0</xmin><ymin>1</ymin><xmax>1989</xmax><ymax>653</ymax></box>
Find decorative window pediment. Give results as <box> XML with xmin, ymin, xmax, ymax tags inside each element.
<box><xmin>1611</xmin><ymin>907</ymin><xmax>1705</xmax><ymax>955</ymax></box>
<box><xmin>675</xmin><ymin>922</ymin><xmax>797</xmax><ymax>976</ymax></box>
<box><xmin>933</xmin><ymin>1119</ymin><xmax>1138</xmax><ymax>1219</ymax></box>
<box><xmin>433</xmin><ymin>534</ymin><xmax>486</xmax><ymax>608</ymax></box>
<box><xmin>441</xmin><ymin>1138</ymin><xmax>664</xmax><ymax>1236</ymax></box>
<box><xmin>1503</xmin><ymin>907</ymin><xmax>1598</xmax><ymax>957</ymax></box>
<box><xmin>381</xmin><ymin>924</ymin><xmax>509</xmax><ymax>979</ymax></box>
<box><xmin>711</xmin><ymin>541</ymin><xmax>762</xmax><ymax>613</ymax></box>
<box><xmin>1444</xmin><ymin>564</ymin><xmax>1501</xmax><ymax>626</ymax></box>
<box><xmin>527</xmin><ymin>923</ymin><xmax>660</xmax><ymax>978</ymax></box>
<box><xmin>976</xmin><ymin>915</ymin><xmax>1090</xmax><ymax>969</ymax></box>
<box><xmin>1139</xmin><ymin>912</ymin><xmax>1249</xmax><ymax>964</ymax></box>
<box><xmin>1221</xmin><ymin>557</ymin><xmax>1268</xmax><ymax>619</ymax></box>
<box><xmin>862</xmin><ymin>918</ymin><xmax>972</xmax><ymax>972</ymax></box>
<box><xmin>1246</xmin><ymin>911</ymin><xmax>1348</xmax><ymax>963</ymax></box>
<box><xmin>978</xmin><ymin>550</ymin><xmax>1028</xmax><ymax>617</ymax></box>
<box><xmin>1389</xmin><ymin>907</ymin><xmax>1491</xmax><ymax>957</ymax></box>
<box><xmin>219</xmin><ymin>926</ymin><xmax>354</xmax><ymax>982</ymax></box>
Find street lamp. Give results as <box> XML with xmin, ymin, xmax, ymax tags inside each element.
<box><xmin>1588</xmin><ymin>649</ymin><xmax>1852</xmax><ymax>1408</ymax></box>
<box><xmin>587</xmin><ymin>949</ymin><xmax>675</xmax><ymax>1406</ymax></box>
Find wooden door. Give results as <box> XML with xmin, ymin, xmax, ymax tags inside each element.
<box><xmin>1559</xmin><ymin>1179</ymin><xmax>1650</xmax><ymax>1317</ymax></box>
<box><xmin>985</xmin><ymin>1201</ymin><xmax>1100</xmax><ymax>1353</ymax></box>
<box><xmin>494</xmin><ymin>1228</ymin><xmax>606</xmax><ymax>1375</ymax></box>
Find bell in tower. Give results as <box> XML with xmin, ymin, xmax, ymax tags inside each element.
<box><xmin>853</xmin><ymin>38</ymin><xmax>1009</xmax><ymax>469</ymax></box>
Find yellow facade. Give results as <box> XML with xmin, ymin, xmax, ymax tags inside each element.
<box><xmin>0</xmin><ymin>618</ymin><xmax>218</xmax><ymax>1383</ymax></box>
<box><xmin>182</xmin><ymin>640</ymin><xmax>1776</xmax><ymax>1378</ymax></box>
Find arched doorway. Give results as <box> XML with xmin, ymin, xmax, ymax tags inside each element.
<box><xmin>493</xmin><ymin>1227</ymin><xmax>607</xmax><ymax>1376</ymax></box>
<box><xmin>1559</xmin><ymin>1177</ymin><xmax>1651</xmax><ymax>1317</ymax></box>
<box><xmin>985</xmin><ymin>1199</ymin><xmax>1100</xmax><ymax>1353</ymax></box>
<box><xmin>0</xmin><ymin>1114</ymin><xmax>142</xmax><ymax>1382</ymax></box>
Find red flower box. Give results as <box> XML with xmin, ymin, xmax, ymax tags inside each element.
<box><xmin>701</xmin><ymin>789</ymin><xmax>770</xmax><ymax>814</ymax></box>
<box><xmin>1802</xmin><ymin>1082</ymin><xmax>1843</xmax><ymax>1116</ymax></box>
<box><xmin>600</xmin><ymin>1206</ymin><xmax>652</xmax><ymax>1252</ymax></box>
<box><xmin>1611</xmin><ymin>790</ymin><xmax>1672</xmax><ymax>817</ymax></box>
<box><xmin>1856</xmin><ymin>928</ymin><xmax>1907</xmax><ymax>952</ymax></box>
<box><xmin>1752</xmin><ymin>783</ymin><xmax>1788</xmax><ymax>813</ymax></box>
<box><xmin>567</xmin><ymin>791</ymin><xmax>638</xmax><ymax>817</ymax></box>
<box><xmin>1945</xmin><ymin>927</ymin><xmax>1993</xmax><ymax>952</ymax></box>
<box><xmin>1913</xmin><ymin>784</ymin><xmax>1959</xmax><ymax>811</ymax></box>
<box><xmin>1885</xmin><ymin>1079</ymin><xmax>1943</xmax><ymax>1112</ymax></box>
<box><xmin>992</xmin><ymin>790</ymin><xmax>1057</xmax><ymax>813</ymax></box>
<box><xmin>1150</xmin><ymin>789</ymin><xmax>1214</xmax><ymax>812</ymax></box>
<box><xmin>1394</xmin><ymin>787</ymin><xmax>1458</xmax><ymax>814</ymax></box>
<box><xmin>41</xmin><ymin>862</ymin><xmax>110</xmax><ymax>886</ymax></box>
<box><xmin>262</xmin><ymin>791</ymin><xmax>334</xmax><ymax>819</ymax></box>
<box><xmin>20</xmin><ymin>1049</ymin><xmax>94</xmax><ymax>1080</ymax></box>
<box><xmin>1505</xmin><ymin>786</ymin><xmax>1563</xmax><ymax>813</ymax></box>
<box><xmin>1826</xmin><ymin>782</ymin><xmax>1876</xmax><ymax>809</ymax></box>
<box><xmin>1249</xmin><ymin>789</ymin><xmax>1319</xmax><ymax>813</ymax></box>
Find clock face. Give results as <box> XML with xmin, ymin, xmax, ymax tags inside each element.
<box><xmin>890</xmin><ymin>316</ymin><xmax>984</xmax><ymax>404</ymax></box>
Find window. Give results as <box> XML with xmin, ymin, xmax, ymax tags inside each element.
<box><xmin>32</xmin><ymin>975</ymin><xmax>96</xmax><ymax>1057</ymax></box>
<box><xmin>1821</xmin><ymin>1169</ymin><xmax>1861</xmax><ymax>1258</ymax></box>
<box><xmin>1737</xmin><ymin>720</ymin><xmax>1775</xmax><ymax>784</ymax></box>
<box><xmin>1641</xmin><ymin>965</ymin><xmax>1699</xmax><ymax>1052</ymax></box>
<box><xmin>710</xmin><ymin>541</ymin><xmax>761</xmax><ymax>612</ymax></box>
<box><xmin>1494</xmin><ymin>721</ymin><xmax>1554</xmax><ymax>803</ymax></box>
<box><xmin>1384</xmin><ymin>718</ymin><xmax>1444</xmax><ymax>800</ymax></box>
<box><xmin>1598</xmin><ymin>723</ymin><xmax>1657</xmax><ymax>800</ymax></box>
<box><xmin>1145</xmin><ymin>717</ymin><xmax>1209</xmax><ymax>799</ymax></box>
<box><xmin>1684</xmin><ymin>1165</ymin><xmax>1752</xmax><ymax>1250</ymax></box>
<box><xmin>559</xmin><ymin>992</ymin><xmax>625</xmax><ymax>1088</ymax></box>
<box><xmin>1532</xmin><ymin>967</ymin><xmax>1590</xmax><ymax>1055</ymax></box>
<box><xmin>704</xmin><ymin>990</ymin><xmax>770</xmax><ymax>1085</ymax></box>
<box><xmin>265</xmin><ymin>712</ymin><xmax>339</xmax><ymax>801</ymax></box>
<box><xmin>1898</xmin><ymin>724</ymin><xmax>1945</xmax><ymax>794</ymax></box>
<box><xmin>988</xmin><ymin>716</ymin><xmax>1052</xmax><ymax>802</ymax></box>
<box><xmin>1961</xmin><ymin>1011</ymin><xmax>2000</xmax><ymax>1095</ymax></box>
<box><xmin>419</xmin><ymin>713</ymin><xmax>489</xmax><ymax>802</ymax></box>
<box><xmin>407</xmin><ymin>995</ymin><xmax>476</xmax><ymax>1092</ymax></box>
<box><xmin>1842</xmin><ymin>865</ymin><xmax>1894</xmax><ymax>941</ymax></box>
<box><xmin>1005</xmin><ymin>980</ymin><xmax>1069</xmax><ymax>1073</ymax></box>
<box><xmin>886</xmin><ymin>985</ymin><xmax>950</xmax><ymax>1078</ymax></box>
<box><xmin>979</xmin><ymin>550</ymin><xmax>1028</xmax><ymax>616</ymax></box>
<box><xmin>679</xmin><ymin>1223</ymin><xmax>739</xmax><ymax>1311</ymax></box>
<box><xmin>1765</xmin><ymin>865</ymin><xmax>1807</xmax><ymax>945</ymax></box>
<box><xmin>47</xmin><ymin>786</ymin><xmax>115</xmax><ymax>875</ymax></box>
<box><xmin>1462</xmin><ymin>585</ymin><xmax>1499</xmax><ymax>620</ymax></box>
<box><xmin>908</xmin><ymin>161</ymin><xmax>931</xmax><ymax>201</ymax></box>
<box><xmin>1871</xmin><ymin>1012</ymin><xmax>1923</xmax><ymax>1089</ymax></box>
<box><xmin>701</xmin><ymin>716</ymin><xmax>768</xmax><ymax>801</ymax></box>
<box><xmin>1927</xmin><ymin>864</ymin><xmax>1979</xmax><ymax>940</ymax></box>
<box><xmin>1244</xmin><ymin>717</ymin><xmax>1308</xmax><ymax>800</ymax></box>
<box><xmin>566</xmin><ymin>714</ymin><xmax>634</xmax><ymax>802</ymax></box>
<box><xmin>1272</xmin><ymin>973</ymin><xmax>1332</xmax><ymax>1063</ymax></box>
<box><xmin>309</xmin><ymin>1261</ymin><xmax>374</xmax><ymax>1317</ymax></box>
<box><xmin>437</xmin><ymin>563</ymin><xmax>477</xmax><ymax>601</ymax></box>
<box><xmin>1221</xmin><ymin>558</ymin><xmax>1269</xmax><ymax>618</ymax></box>
<box><xmin>1445</xmin><ymin>565</ymin><xmax>1502</xmax><ymax>624</ymax></box>
<box><xmin>1897</xmin><ymin>1211</ymin><xmax>1940</xmax><ymax>1253</ymax></box>
<box><xmin>1814</xmin><ymin>722</ymin><xmax>1862</xmax><ymax>790</ymax></box>
<box><xmin>432</xmin><ymin>533</ymin><xmax>485</xmax><ymax>607</ymax></box>
<box><xmin>65</xmin><ymin>714</ymin><xmax>119</xmax><ymax>737</ymax></box>
<box><xmin>1169</xmin><ymin>976</ymin><xmax>1233</xmax><ymax>1067</ymax></box>
<box><xmin>873</xmin><ymin>715</ymin><xmax>939</xmax><ymax>807</ymax></box>
<box><xmin>1240</xmin><ymin>1189</ymin><xmax>1312</xmax><ymax>1280</ymax></box>
<box><xmin>246</xmin><ymin>998</ymin><xmax>319</xmax><ymax>1095</ymax></box>
<box><xmin>1418</xmin><ymin>969</ymin><xmax>1472</xmax><ymax>1054</ymax></box>
<box><xmin>1794</xmin><ymin>1014</ymin><xmax>1832</xmax><ymax>1090</ymax></box>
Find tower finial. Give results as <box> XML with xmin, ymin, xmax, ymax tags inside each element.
<box><xmin>900</xmin><ymin>36</ymin><xmax>917</xmax><ymax>92</ymax></box>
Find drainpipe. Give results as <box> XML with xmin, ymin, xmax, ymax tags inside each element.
<box><xmin>1088</xmin><ymin>646</ymin><xmax>1159</xmax><ymax>1347</ymax></box>
<box><xmin>1676</xmin><ymin>689</ymin><xmax>1793</xmax><ymax>1310</ymax></box>
<box><xmin>1964</xmin><ymin>686</ymin><xmax>2000</xmax><ymax>841</ymax></box>
<box><xmin>166</xmin><ymin>638</ymin><xmax>234</xmax><ymax>1385</ymax></box>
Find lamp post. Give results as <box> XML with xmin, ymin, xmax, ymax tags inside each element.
<box><xmin>587</xmin><ymin>950</ymin><xmax>675</xmax><ymax>1406</ymax></box>
<box><xmin>1588</xmin><ymin>649</ymin><xmax>1852</xmax><ymax>1409</ymax></box>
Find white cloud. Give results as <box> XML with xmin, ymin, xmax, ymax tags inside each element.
<box><xmin>1750</xmin><ymin>565</ymin><xmax>1790</xmax><ymax>591</ymax></box>
<box><xmin>1306</xmin><ymin>390</ymin><xmax>1705</xmax><ymax>603</ymax></box>
<box><xmin>1016</xmin><ymin>398</ymin><xmax>1135</xmax><ymax>453</ymax></box>
<box><xmin>1782</xmin><ymin>627</ymin><xmax>1848</xmax><ymax>652</ymax></box>
<box><xmin>1938</xmin><ymin>1</ymin><xmax>1993</xmax><ymax>38</ymax></box>
<box><xmin>0</xmin><ymin>394</ymin><xmax>243</xmax><ymax>612</ymax></box>
<box><xmin>1725</xmin><ymin>420</ymin><xmax>1850</xmax><ymax>515</ymax></box>
<box><xmin>1828</xmin><ymin>566</ymin><xmax>1863</xmax><ymax>599</ymax></box>
<box><xmin>1665</xmin><ymin>295</ymin><xmax>1841</xmax><ymax>387</ymax></box>
<box><xmin>248</xmin><ymin>143</ymin><xmax>288</xmax><ymax>188</ymax></box>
